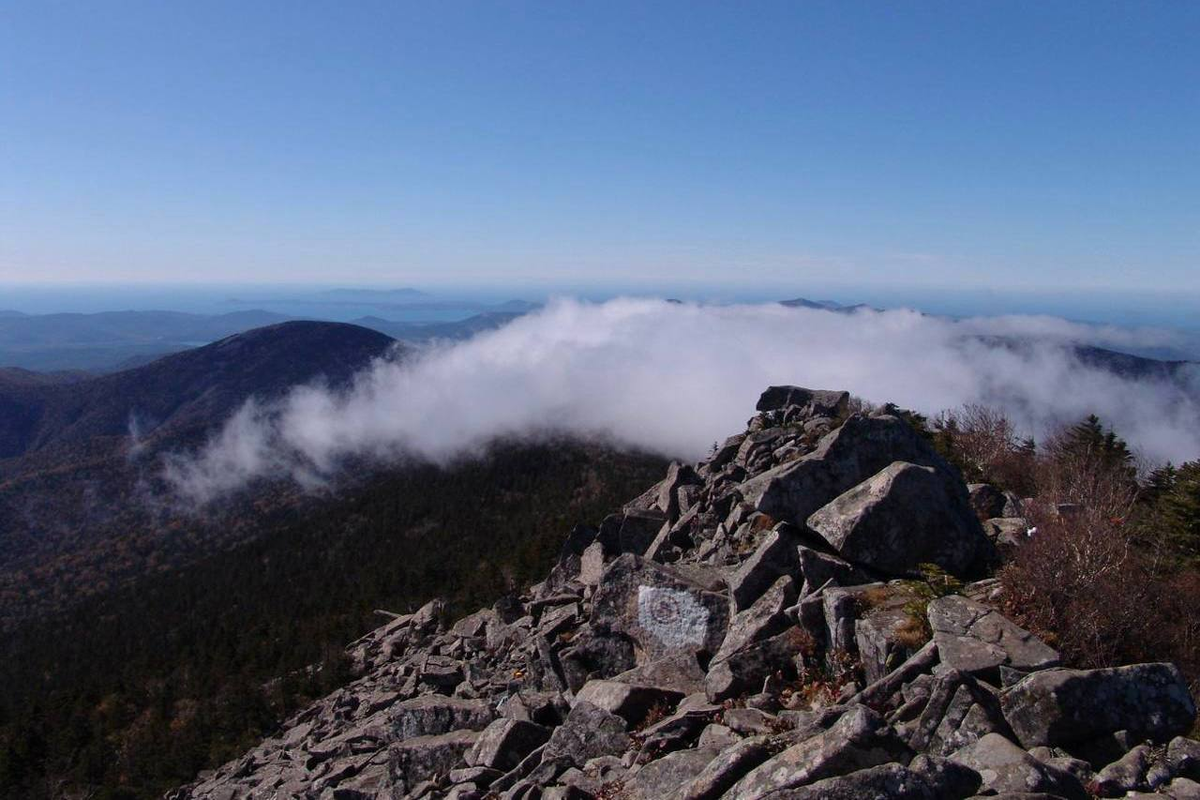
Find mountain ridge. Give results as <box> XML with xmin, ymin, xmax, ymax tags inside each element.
<box><xmin>0</xmin><ymin>320</ymin><xmax>396</xmax><ymax>462</ymax></box>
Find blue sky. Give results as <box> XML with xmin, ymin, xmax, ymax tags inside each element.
<box><xmin>1</xmin><ymin>2</ymin><xmax>1197</xmax><ymax>292</ymax></box>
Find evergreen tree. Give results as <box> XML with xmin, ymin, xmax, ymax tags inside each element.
<box><xmin>1143</xmin><ymin>463</ymin><xmax>1178</xmax><ymax>504</ymax></box>
<box><xmin>1057</xmin><ymin>414</ymin><xmax>1135</xmax><ymax>477</ymax></box>
<box><xmin>1160</xmin><ymin>461</ymin><xmax>1200</xmax><ymax>559</ymax></box>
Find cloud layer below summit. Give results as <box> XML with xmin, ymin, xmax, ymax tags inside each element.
<box><xmin>166</xmin><ymin>298</ymin><xmax>1200</xmax><ymax>502</ymax></box>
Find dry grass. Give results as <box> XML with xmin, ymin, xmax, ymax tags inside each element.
<box><xmin>892</xmin><ymin>614</ymin><xmax>932</xmax><ymax>650</ymax></box>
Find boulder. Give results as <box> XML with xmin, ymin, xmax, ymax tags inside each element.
<box><xmin>388</xmin><ymin>729</ymin><xmax>480</xmax><ymax>793</ymax></box>
<box><xmin>968</xmin><ymin>483</ymin><xmax>1008</xmax><ymax>520</ymax></box>
<box><xmin>635</xmin><ymin>705</ymin><xmax>714</xmax><ymax>758</ymax></box>
<box><xmin>907</xmin><ymin>669</ymin><xmax>1010</xmax><ymax>757</ymax></box>
<box><xmin>948</xmin><ymin>732</ymin><xmax>1088</xmax><ymax>800</ymax></box>
<box><xmin>1093</xmin><ymin>744</ymin><xmax>1152</xmax><ymax>797</ymax></box>
<box><xmin>738</xmin><ymin>414</ymin><xmax>954</xmax><ymax>527</ymax></box>
<box><xmin>622</xmin><ymin>746</ymin><xmax>721</xmax><ymax>800</ymax></box>
<box><xmin>543</xmin><ymin>701</ymin><xmax>631</xmax><ymax>768</ymax></box>
<box><xmin>578</xmin><ymin>541</ymin><xmax>607</xmax><ymax>586</ymax></box>
<box><xmin>466</xmin><ymin>719</ymin><xmax>551</xmax><ymax>772</ymax></box>
<box><xmin>573</xmin><ymin>680</ymin><xmax>683</xmax><ymax>726</ymax></box>
<box><xmin>729</xmin><ymin>705</ymin><xmax>914</xmax><ymax>799</ymax></box>
<box><xmin>985</xmin><ymin>518</ymin><xmax>1028</xmax><ymax>551</ymax></box>
<box><xmin>1000</xmin><ymin>663</ymin><xmax>1197</xmax><ymax>749</ymax></box>
<box><xmin>755</xmin><ymin>386</ymin><xmax>850</xmax><ymax>417</ymax></box>
<box><xmin>822</xmin><ymin>584</ymin><xmax>881</xmax><ymax>655</ymax></box>
<box><xmin>451</xmin><ymin>609</ymin><xmax>496</xmax><ymax>639</ymax></box>
<box><xmin>796</xmin><ymin>546</ymin><xmax>874</xmax><ymax>595</ymax></box>
<box><xmin>410</xmin><ymin>597</ymin><xmax>446</xmax><ymax>634</ymax></box>
<box><xmin>598</xmin><ymin>509</ymin><xmax>670</xmax><ymax>557</ymax></box>
<box><xmin>679</xmin><ymin>736</ymin><xmax>773</xmax><ymax>800</ymax></box>
<box><xmin>389</xmin><ymin>696</ymin><xmax>495</xmax><ymax>740</ymax></box>
<box><xmin>1166</xmin><ymin>777</ymin><xmax>1200</xmax><ymax>799</ymax></box>
<box><xmin>806</xmin><ymin>461</ymin><xmax>987</xmax><ymax>576</ymax></box>
<box><xmin>927</xmin><ymin>595</ymin><xmax>1059</xmax><ymax>679</ymax></box>
<box><xmin>558</xmin><ymin>627</ymin><xmax>637</xmax><ymax>692</ymax></box>
<box><xmin>714</xmin><ymin>575</ymin><xmax>797</xmax><ymax>663</ymax></box>
<box><xmin>746</xmin><ymin>763</ymin><xmax>943</xmax><ymax>799</ymax></box>
<box><xmin>590</xmin><ymin>554</ymin><xmax>729</xmax><ymax>662</ymax></box>
<box><xmin>909</xmin><ymin>753</ymin><xmax>984</xmax><ymax>797</ymax></box>
<box><xmin>1001</xmin><ymin>492</ymin><xmax>1026</xmax><ymax>519</ymax></box>
<box><xmin>706</xmin><ymin>627</ymin><xmax>813</xmax><ymax>702</ymax></box>
<box><xmin>726</xmin><ymin>528</ymin><xmax>802</xmax><ymax>612</ymax></box>
<box><xmin>1170</xmin><ymin>737</ymin><xmax>1200</xmax><ymax>781</ymax></box>
<box><xmin>852</xmin><ymin>582</ymin><xmax>928</xmax><ymax>684</ymax></box>
<box><xmin>610</xmin><ymin>652</ymin><xmax>708</xmax><ymax>696</ymax></box>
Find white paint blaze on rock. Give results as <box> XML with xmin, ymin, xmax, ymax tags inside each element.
<box><xmin>637</xmin><ymin>586</ymin><xmax>709</xmax><ymax>648</ymax></box>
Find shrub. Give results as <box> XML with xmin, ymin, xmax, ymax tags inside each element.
<box><xmin>1000</xmin><ymin>492</ymin><xmax>1200</xmax><ymax>692</ymax></box>
<box><xmin>932</xmin><ymin>404</ymin><xmax>1037</xmax><ymax>495</ymax></box>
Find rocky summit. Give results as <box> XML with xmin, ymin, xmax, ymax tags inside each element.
<box><xmin>169</xmin><ymin>387</ymin><xmax>1199</xmax><ymax>800</ymax></box>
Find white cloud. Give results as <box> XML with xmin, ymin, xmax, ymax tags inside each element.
<box><xmin>165</xmin><ymin>298</ymin><xmax>1200</xmax><ymax>503</ymax></box>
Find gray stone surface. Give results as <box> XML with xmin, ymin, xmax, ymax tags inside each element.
<box><xmin>590</xmin><ymin>554</ymin><xmax>729</xmax><ymax>662</ymax></box>
<box><xmin>572</xmin><ymin>679</ymin><xmax>683</xmax><ymax>726</ymax></box>
<box><xmin>739</xmin><ymin>414</ymin><xmax>955</xmax><ymax>527</ymax></box>
<box><xmin>949</xmin><ymin>732</ymin><xmax>1088</xmax><ymax>800</ymax></box>
<box><xmin>1000</xmin><ymin>663</ymin><xmax>1197</xmax><ymax>748</ymax></box>
<box><xmin>543</xmin><ymin>701</ymin><xmax>631</xmax><ymax>768</ymax></box>
<box><xmin>807</xmin><ymin>460</ymin><xmax>987</xmax><ymax>576</ymax></box>
<box><xmin>928</xmin><ymin>595</ymin><xmax>1059</xmax><ymax>678</ymax></box>
<box><xmin>466</xmin><ymin>719</ymin><xmax>551</xmax><ymax>772</ymax></box>
<box><xmin>729</xmin><ymin>705</ymin><xmax>913</xmax><ymax>799</ymax></box>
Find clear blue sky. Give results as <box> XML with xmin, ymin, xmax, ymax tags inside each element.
<box><xmin>1</xmin><ymin>1</ymin><xmax>1197</xmax><ymax>292</ymax></box>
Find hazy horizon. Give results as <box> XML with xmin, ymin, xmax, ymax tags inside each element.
<box><xmin>4</xmin><ymin>281</ymin><xmax>1200</xmax><ymax>335</ymax></box>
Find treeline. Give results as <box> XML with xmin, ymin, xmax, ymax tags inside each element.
<box><xmin>0</xmin><ymin>442</ymin><xmax>666</xmax><ymax>800</ymax></box>
<box><xmin>908</xmin><ymin>404</ymin><xmax>1200</xmax><ymax>689</ymax></box>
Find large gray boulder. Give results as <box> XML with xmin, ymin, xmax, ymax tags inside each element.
<box><xmin>738</xmin><ymin>414</ymin><xmax>954</xmax><ymax>527</ymax></box>
<box><xmin>591</xmin><ymin>554</ymin><xmax>729</xmax><ymax>662</ymax></box>
<box><xmin>706</xmin><ymin>626</ymin><xmax>812</xmax><ymax>702</ymax></box>
<box><xmin>390</xmin><ymin>695</ymin><xmax>496</xmax><ymax>740</ymax></box>
<box><xmin>465</xmin><ymin>719</ymin><xmax>551</xmax><ymax>772</ymax></box>
<box><xmin>729</xmin><ymin>705</ymin><xmax>913</xmax><ymax>799</ymax></box>
<box><xmin>543</xmin><ymin>701</ymin><xmax>631</xmax><ymax>767</ymax></box>
<box><xmin>949</xmin><ymin>732</ymin><xmax>1088</xmax><ymax>799</ymax></box>
<box><xmin>928</xmin><ymin>595</ymin><xmax>1059</xmax><ymax>678</ymax></box>
<box><xmin>389</xmin><ymin>729</ymin><xmax>480</xmax><ymax>794</ymax></box>
<box><xmin>715</xmin><ymin>575</ymin><xmax>797</xmax><ymax>664</ymax></box>
<box><xmin>727</xmin><ymin>528</ymin><xmax>802</xmax><ymax>611</ymax></box>
<box><xmin>1000</xmin><ymin>663</ymin><xmax>1197</xmax><ymax>749</ymax></box>
<box><xmin>755</xmin><ymin>386</ymin><xmax>850</xmax><ymax>417</ymax></box>
<box><xmin>1093</xmin><ymin>743</ymin><xmax>1152</xmax><ymax>797</ymax></box>
<box><xmin>679</xmin><ymin>736</ymin><xmax>773</xmax><ymax>800</ymax></box>
<box><xmin>806</xmin><ymin>461</ymin><xmax>988</xmax><ymax>576</ymax></box>
<box><xmin>573</xmin><ymin>680</ymin><xmax>683</xmax><ymax>726</ymax></box>
<box><xmin>622</xmin><ymin>747</ymin><xmax>722</xmax><ymax>800</ymax></box>
<box><xmin>610</xmin><ymin>652</ymin><xmax>708</xmax><ymax>696</ymax></box>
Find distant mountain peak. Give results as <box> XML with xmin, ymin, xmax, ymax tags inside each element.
<box><xmin>779</xmin><ymin>297</ymin><xmax>875</xmax><ymax>313</ymax></box>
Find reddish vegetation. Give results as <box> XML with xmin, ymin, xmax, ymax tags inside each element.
<box><xmin>930</xmin><ymin>404</ymin><xmax>1200</xmax><ymax>693</ymax></box>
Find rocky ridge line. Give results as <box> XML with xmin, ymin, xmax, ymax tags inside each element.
<box><xmin>169</xmin><ymin>387</ymin><xmax>1200</xmax><ymax>800</ymax></box>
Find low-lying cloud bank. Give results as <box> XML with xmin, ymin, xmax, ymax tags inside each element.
<box><xmin>166</xmin><ymin>298</ymin><xmax>1200</xmax><ymax>503</ymax></box>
